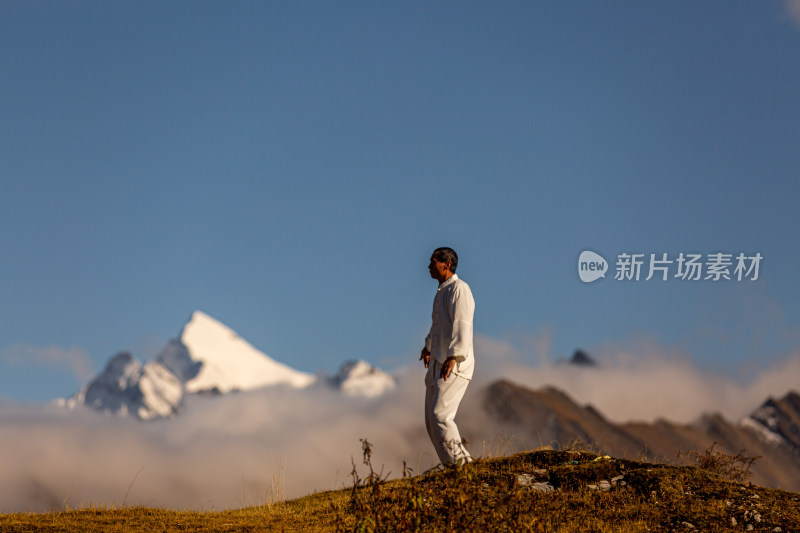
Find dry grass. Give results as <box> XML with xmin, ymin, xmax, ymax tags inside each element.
<box><xmin>2</xmin><ymin>444</ymin><xmax>798</xmax><ymax>532</ymax></box>
<box><xmin>688</xmin><ymin>442</ymin><xmax>761</xmax><ymax>484</ymax></box>
<box><xmin>0</xmin><ymin>491</ymin><xmax>350</xmax><ymax>532</ymax></box>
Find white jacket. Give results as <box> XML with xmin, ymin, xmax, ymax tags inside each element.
<box><xmin>425</xmin><ymin>274</ymin><xmax>475</xmax><ymax>380</ymax></box>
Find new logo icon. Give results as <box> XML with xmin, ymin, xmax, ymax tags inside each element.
<box><xmin>578</xmin><ymin>250</ymin><xmax>608</xmax><ymax>283</ymax></box>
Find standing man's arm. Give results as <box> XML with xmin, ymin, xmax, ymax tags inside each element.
<box><xmin>420</xmin><ymin>332</ymin><xmax>432</xmax><ymax>369</ymax></box>
<box><xmin>440</xmin><ymin>283</ymin><xmax>474</xmax><ymax>380</ymax></box>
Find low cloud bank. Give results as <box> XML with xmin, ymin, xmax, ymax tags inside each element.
<box><xmin>1</xmin><ymin>335</ymin><xmax>798</xmax><ymax>512</ymax></box>
<box><xmin>474</xmin><ymin>334</ymin><xmax>800</xmax><ymax>424</ymax></box>
<box><xmin>0</xmin><ymin>373</ymin><xmax>433</xmax><ymax>513</ymax></box>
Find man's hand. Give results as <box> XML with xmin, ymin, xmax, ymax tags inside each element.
<box><xmin>440</xmin><ymin>357</ymin><xmax>457</xmax><ymax>380</ymax></box>
<box><xmin>420</xmin><ymin>347</ymin><xmax>431</xmax><ymax>368</ymax></box>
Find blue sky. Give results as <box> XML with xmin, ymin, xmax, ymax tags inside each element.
<box><xmin>2</xmin><ymin>2</ymin><xmax>799</xmax><ymax>403</ymax></box>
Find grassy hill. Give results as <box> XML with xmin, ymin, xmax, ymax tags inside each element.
<box><xmin>2</xmin><ymin>446</ymin><xmax>798</xmax><ymax>532</ymax></box>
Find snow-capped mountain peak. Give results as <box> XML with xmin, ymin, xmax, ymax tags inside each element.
<box><xmin>158</xmin><ymin>310</ymin><xmax>316</xmax><ymax>394</ymax></box>
<box><xmin>66</xmin><ymin>352</ymin><xmax>183</xmax><ymax>420</ymax></box>
<box><xmin>329</xmin><ymin>359</ymin><xmax>395</xmax><ymax>398</ymax></box>
<box><xmin>64</xmin><ymin>311</ymin><xmax>399</xmax><ymax>420</ymax></box>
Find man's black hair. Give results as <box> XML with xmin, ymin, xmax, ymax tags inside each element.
<box><xmin>432</xmin><ymin>247</ymin><xmax>458</xmax><ymax>273</ymax></box>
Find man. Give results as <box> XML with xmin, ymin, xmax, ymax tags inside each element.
<box><xmin>420</xmin><ymin>247</ymin><xmax>474</xmax><ymax>466</ymax></box>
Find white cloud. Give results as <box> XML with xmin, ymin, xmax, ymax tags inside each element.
<box><xmin>0</xmin><ymin>378</ymin><xmax>431</xmax><ymax>512</ymax></box>
<box><xmin>0</xmin><ymin>344</ymin><xmax>94</xmax><ymax>381</ymax></box>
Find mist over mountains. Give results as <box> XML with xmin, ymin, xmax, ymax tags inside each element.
<box><xmin>1</xmin><ymin>311</ymin><xmax>798</xmax><ymax>512</ymax></box>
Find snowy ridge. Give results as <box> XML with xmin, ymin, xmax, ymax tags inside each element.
<box><xmin>740</xmin><ymin>393</ymin><xmax>800</xmax><ymax>454</ymax></box>
<box><xmin>65</xmin><ymin>352</ymin><xmax>183</xmax><ymax>420</ymax></box>
<box><xmin>740</xmin><ymin>402</ymin><xmax>785</xmax><ymax>446</ymax></box>
<box><xmin>329</xmin><ymin>359</ymin><xmax>395</xmax><ymax>398</ymax></box>
<box><xmin>740</xmin><ymin>415</ymin><xmax>786</xmax><ymax>446</ymax></box>
<box><xmin>158</xmin><ymin>311</ymin><xmax>316</xmax><ymax>393</ymax></box>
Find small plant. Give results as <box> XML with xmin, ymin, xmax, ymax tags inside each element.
<box><xmin>335</xmin><ymin>438</ymin><xmax>391</xmax><ymax>532</ymax></box>
<box><xmin>480</xmin><ymin>432</ymin><xmax>520</xmax><ymax>458</ymax></box>
<box><xmin>689</xmin><ymin>442</ymin><xmax>760</xmax><ymax>483</ymax></box>
<box><xmin>263</xmin><ymin>457</ymin><xmax>286</xmax><ymax>507</ymax></box>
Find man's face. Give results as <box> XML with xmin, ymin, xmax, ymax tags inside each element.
<box><xmin>428</xmin><ymin>255</ymin><xmax>451</xmax><ymax>281</ymax></box>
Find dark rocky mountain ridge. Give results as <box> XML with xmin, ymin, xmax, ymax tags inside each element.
<box><xmin>464</xmin><ymin>380</ymin><xmax>800</xmax><ymax>492</ymax></box>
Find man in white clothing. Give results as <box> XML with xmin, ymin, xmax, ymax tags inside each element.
<box><xmin>420</xmin><ymin>247</ymin><xmax>474</xmax><ymax>466</ymax></box>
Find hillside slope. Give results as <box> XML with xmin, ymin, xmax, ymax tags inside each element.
<box><xmin>1</xmin><ymin>449</ymin><xmax>798</xmax><ymax>532</ymax></box>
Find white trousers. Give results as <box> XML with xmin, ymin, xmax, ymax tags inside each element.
<box><xmin>424</xmin><ymin>360</ymin><xmax>472</xmax><ymax>466</ymax></box>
